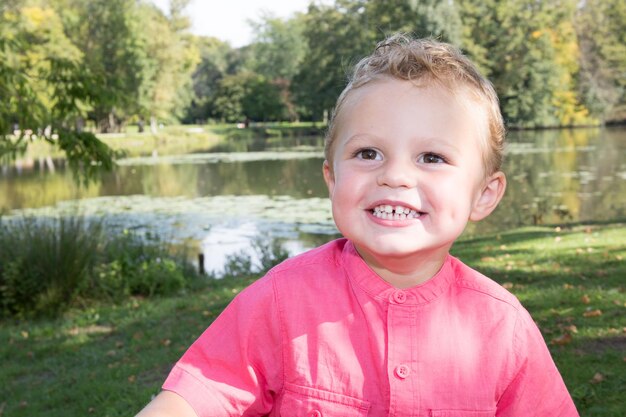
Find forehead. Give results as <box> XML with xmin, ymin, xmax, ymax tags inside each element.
<box><xmin>332</xmin><ymin>78</ymin><xmax>489</xmax><ymax>150</ymax></box>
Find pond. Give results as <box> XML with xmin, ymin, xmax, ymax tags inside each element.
<box><xmin>1</xmin><ymin>127</ymin><xmax>625</xmax><ymax>274</ymax></box>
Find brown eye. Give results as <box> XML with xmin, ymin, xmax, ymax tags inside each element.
<box><xmin>356</xmin><ymin>149</ymin><xmax>381</xmax><ymax>160</ymax></box>
<box><xmin>420</xmin><ymin>153</ymin><xmax>445</xmax><ymax>164</ymax></box>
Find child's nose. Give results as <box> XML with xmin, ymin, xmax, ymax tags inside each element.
<box><xmin>377</xmin><ymin>158</ymin><xmax>417</xmax><ymax>188</ymax></box>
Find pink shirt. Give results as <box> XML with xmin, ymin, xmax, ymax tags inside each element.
<box><xmin>163</xmin><ymin>239</ymin><xmax>578</xmax><ymax>416</ymax></box>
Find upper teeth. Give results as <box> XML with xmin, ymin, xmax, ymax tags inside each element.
<box><xmin>372</xmin><ymin>205</ymin><xmax>420</xmax><ymax>219</ymax></box>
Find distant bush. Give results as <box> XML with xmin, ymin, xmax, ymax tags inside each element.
<box><xmin>0</xmin><ymin>216</ymin><xmax>201</xmax><ymax>318</ymax></box>
<box><xmin>85</xmin><ymin>231</ymin><xmax>195</xmax><ymax>300</ymax></box>
<box><xmin>219</xmin><ymin>237</ymin><xmax>290</xmax><ymax>278</ymax></box>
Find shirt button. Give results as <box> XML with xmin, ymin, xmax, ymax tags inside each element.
<box><xmin>395</xmin><ymin>364</ymin><xmax>411</xmax><ymax>379</ymax></box>
<box><xmin>308</xmin><ymin>410</ymin><xmax>322</xmax><ymax>417</ymax></box>
<box><xmin>391</xmin><ymin>289</ymin><xmax>407</xmax><ymax>304</ymax></box>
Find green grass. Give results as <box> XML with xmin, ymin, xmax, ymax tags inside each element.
<box><xmin>1</xmin><ymin>223</ymin><xmax>624</xmax><ymax>416</ymax></box>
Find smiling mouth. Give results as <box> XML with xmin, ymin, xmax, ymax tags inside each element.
<box><xmin>371</xmin><ymin>204</ymin><xmax>423</xmax><ymax>220</ymax></box>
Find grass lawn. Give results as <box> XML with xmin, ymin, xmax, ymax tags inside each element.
<box><xmin>1</xmin><ymin>223</ymin><xmax>624</xmax><ymax>416</ymax></box>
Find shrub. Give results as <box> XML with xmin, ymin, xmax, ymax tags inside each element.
<box><xmin>218</xmin><ymin>237</ymin><xmax>290</xmax><ymax>278</ymax></box>
<box><xmin>89</xmin><ymin>230</ymin><xmax>197</xmax><ymax>298</ymax></box>
<box><xmin>0</xmin><ymin>216</ymin><xmax>200</xmax><ymax>318</ymax></box>
<box><xmin>0</xmin><ymin>216</ymin><xmax>102</xmax><ymax>317</ymax></box>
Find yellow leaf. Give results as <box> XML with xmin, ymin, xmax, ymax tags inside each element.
<box><xmin>583</xmin><ymin>309</ymin><xmax>602</xmax><ymax>317</ymax></box>
<box><xmin>590</xmin><ymin>373</ymin><xmax>604</xmax><ymax>384</ymax></box>
<box><xmin>551</xmin><ymin>333</ymin><xmax>572</xmax><ymax>346</ymax></box>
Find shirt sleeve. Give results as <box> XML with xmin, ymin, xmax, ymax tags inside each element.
<box><xmin>162</xmin><ymin>274</ymin><xmax>283</xmax><ymax>417</ymax></box>
<box><xmin>496</xmin><ymin>308</ymin><xmax>579</xmax><ymax>417</ymax></box>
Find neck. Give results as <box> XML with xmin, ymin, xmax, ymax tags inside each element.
<box><xmin>354</xmin><ymin>245</ymin><xmax>450</xmax><ymax>289</ymax></box>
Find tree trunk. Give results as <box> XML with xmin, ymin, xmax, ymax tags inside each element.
<box><xmin>150</xmin><ymin>116</ymin><xmax>158</xmax><ymax>134</ymax></box>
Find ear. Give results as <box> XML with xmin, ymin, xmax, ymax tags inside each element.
<box><xmin>322</xmin><ymin>160</ymin><xmax>335</xmax><ymax>197</ymax></box>
<box><xmin>469</xmin><ymin>171</ymin><xmax>506</xmax><ymax>222</ymax></box>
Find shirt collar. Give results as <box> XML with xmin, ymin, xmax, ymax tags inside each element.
<box><xmin>341</xmin><ymin>239</ymin><xmax>455</xmax><ymax>305</ymax></box>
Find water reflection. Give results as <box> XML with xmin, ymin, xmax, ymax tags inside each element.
<box><xmin>2</xmin><ymin>127</ymin><xmax>625</xmax><ymax>272</ymax></box>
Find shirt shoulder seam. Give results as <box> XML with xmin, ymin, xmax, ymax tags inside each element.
<box><xmin>455</xmin><ymin>278</ymin><xmax>523</xmax><ymax>312</ymax></box>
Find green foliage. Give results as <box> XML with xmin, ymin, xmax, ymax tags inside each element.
<box><xmin>213</xmin><ymin>72</ymin><xmax>285</xmax><ymax>122</ymax></box>
<box><xmin>458</xmin><ymin>0</ymin><xmax>593</xmax><ymax>128</ymax></box>
<box><xmin>0</xmin><ymin>217</ymin><xmax>200</xmax><ymax>318</ymax></box>
<box><xmin>575</xmin><ymin>0</ymin><xmax>626</xmax><ymax>122</ymax></box>
<box><xmin>2</xmin><ymin>0</ymin><xmax>626</xmax><ymax>164</ymax></box>
<box><xmin>87</xmin><ymin>231</ymin><xmax>193</xmax><ymax>300</ymax></box>
<box><xmin>292</xmin><ymin>0</ymin><xmax>372</xmax><ymax>120</ymax></box>
<box><xmin>293</xmin><ymin>0</ymin><xmax>463</xmax><ymax>120</ymax></box>
<box><xmin>0</xmin><ymin>216</ymin><xmax>102</xmax><ymax>317</ymax></box>
<box><xmin>248</xmin><ymin>12</ymin><xmax>308</xmax><ymax>81</ymax></box>
<box><xmin>218</xmin><ymin>237</ymin><xmax>290</xmax><ymax>278</ymax></box>
<box><xmin>0</xmin><ymin>0</ymin><xmax>199</xmax><ymax>180</ymax></box>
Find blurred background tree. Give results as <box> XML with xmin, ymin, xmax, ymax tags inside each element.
<box><xmin>1</xmin><ymin>0</ymin><xmax>625</xmax><ymax>177</ymax></box>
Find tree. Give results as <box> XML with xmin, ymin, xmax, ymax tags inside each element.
<box><xmin>458</xmin><ymin>0</ymin><xmax>592</xmax><ymax>127</ymax></box>
<box><xmin>58</xmin><ymin>0</ymin><xmax>146</xmax><ymax>133</ymax></box>
<box><xmin>293</xmin><ymin>0</ymin><xmax>464</xmax><ymax>121</ymax></box>
<box><xmin>575</xmin><ymin>0</ymin><xmax>626</xmax><ymax>122</ymax></box>
<box><xmin>183</xmin><ymin>36</ymin><xmax>233</xmax><ymax>123</ymax></box>
<box><xmin>248</xmin><ymin>12</ymin><xmax>307</xmax><ymax>81</ymax></box>
<box><xmin>292</xmin><ymin>0</ymin><xmax>372</xmax><ymax>121</ymax></box>
<box><xmin>0</xmin><ymin>0</ymin><xmax>116</xmax><ymax>180</ymax></box>
<box><xmin>366</xmin><ymin>0</ymin><xmax>462</xmax><ymax>44</ymax></box>
<box><xmin>213</xmin><ymin>72</ymin><xmax>285</xmax><ymax>123</ymax></box>
<box><xmin>135</xmin><ymin>0</ymin><xmax>199</xmax><ymax>132</ymax></box>
<box><xmin>246</xmin><ymin>12</ymin><xmax>308</xmax><ymax>121</ymax></box>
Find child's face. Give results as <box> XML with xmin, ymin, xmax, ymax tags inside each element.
<box><xmin>323</xmin><ymin>78</ymin><xmax>505</xmax><ymax>279</ymax></box>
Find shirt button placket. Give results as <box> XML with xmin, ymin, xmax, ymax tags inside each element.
<box><xmin>387</xmin><ymin>288</ymin><xmax>416</xmax><ymax>414</ymax></box>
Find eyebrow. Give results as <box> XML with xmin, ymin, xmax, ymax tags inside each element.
<box><xmin>344</xmin><ymin>133</ymin><xmax>461</xmax><ymax>153</ymax></box>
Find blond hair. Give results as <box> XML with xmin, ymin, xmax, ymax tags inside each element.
<box><xmin>325</xmin><ymin>34</ymin><xmax>505</xmax><ymax>175</ymax></box>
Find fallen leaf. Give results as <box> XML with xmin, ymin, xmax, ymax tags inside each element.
<box><xmin>551</xmin><ymin>333</ymin><xmax>573</xmax><ymax>346</ymax></box>
<box><xmin>590</xmin><ymin>372</ymin><xmax>604</xmax><ymax>384</ymax></box>
<box><xmin>563</xmin><ymin>283</ymin><xmax>574</xmax><ymax>290</ymax></box>
<box><xmin>161</xmin><ymin>339</ymin><xmax>171</xmax><ymax>347</ymax></box>
<box><xmin>564</xmin><ymin>325</ymin><xmax>578</xmax><ymax>334</ymax></box>
<box><xmin>581</xmin><ymin>294</ymin><xmax>591</xmax><ymax>304</ymax></box>
<box><xmin>19</xmin><ymin>401</ymin><xmax>28</xmax><ymax>408</ymax></box>
<box><xmin>583</xmin><ymin>309</ymin><xmax>602</xmax><ymax>317</ymax></box>
<box><xmin>502</xmin><ymin>282</ymin><xmax>514</xmax><ymax>290</ymax></box>
<box><xmin>128</xmin><ymin>375</ymin><xmax>136</xmax><ymax>383</ymax></box>
<box><xmin>88</xmin><ymin>407</ymin><xmax>95</xmax><ymax>413</ymax></box>
<box><xmin>20</xmin><ymin>331</ymin><xmax>29</xmax><ymax>339</ymax></box>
